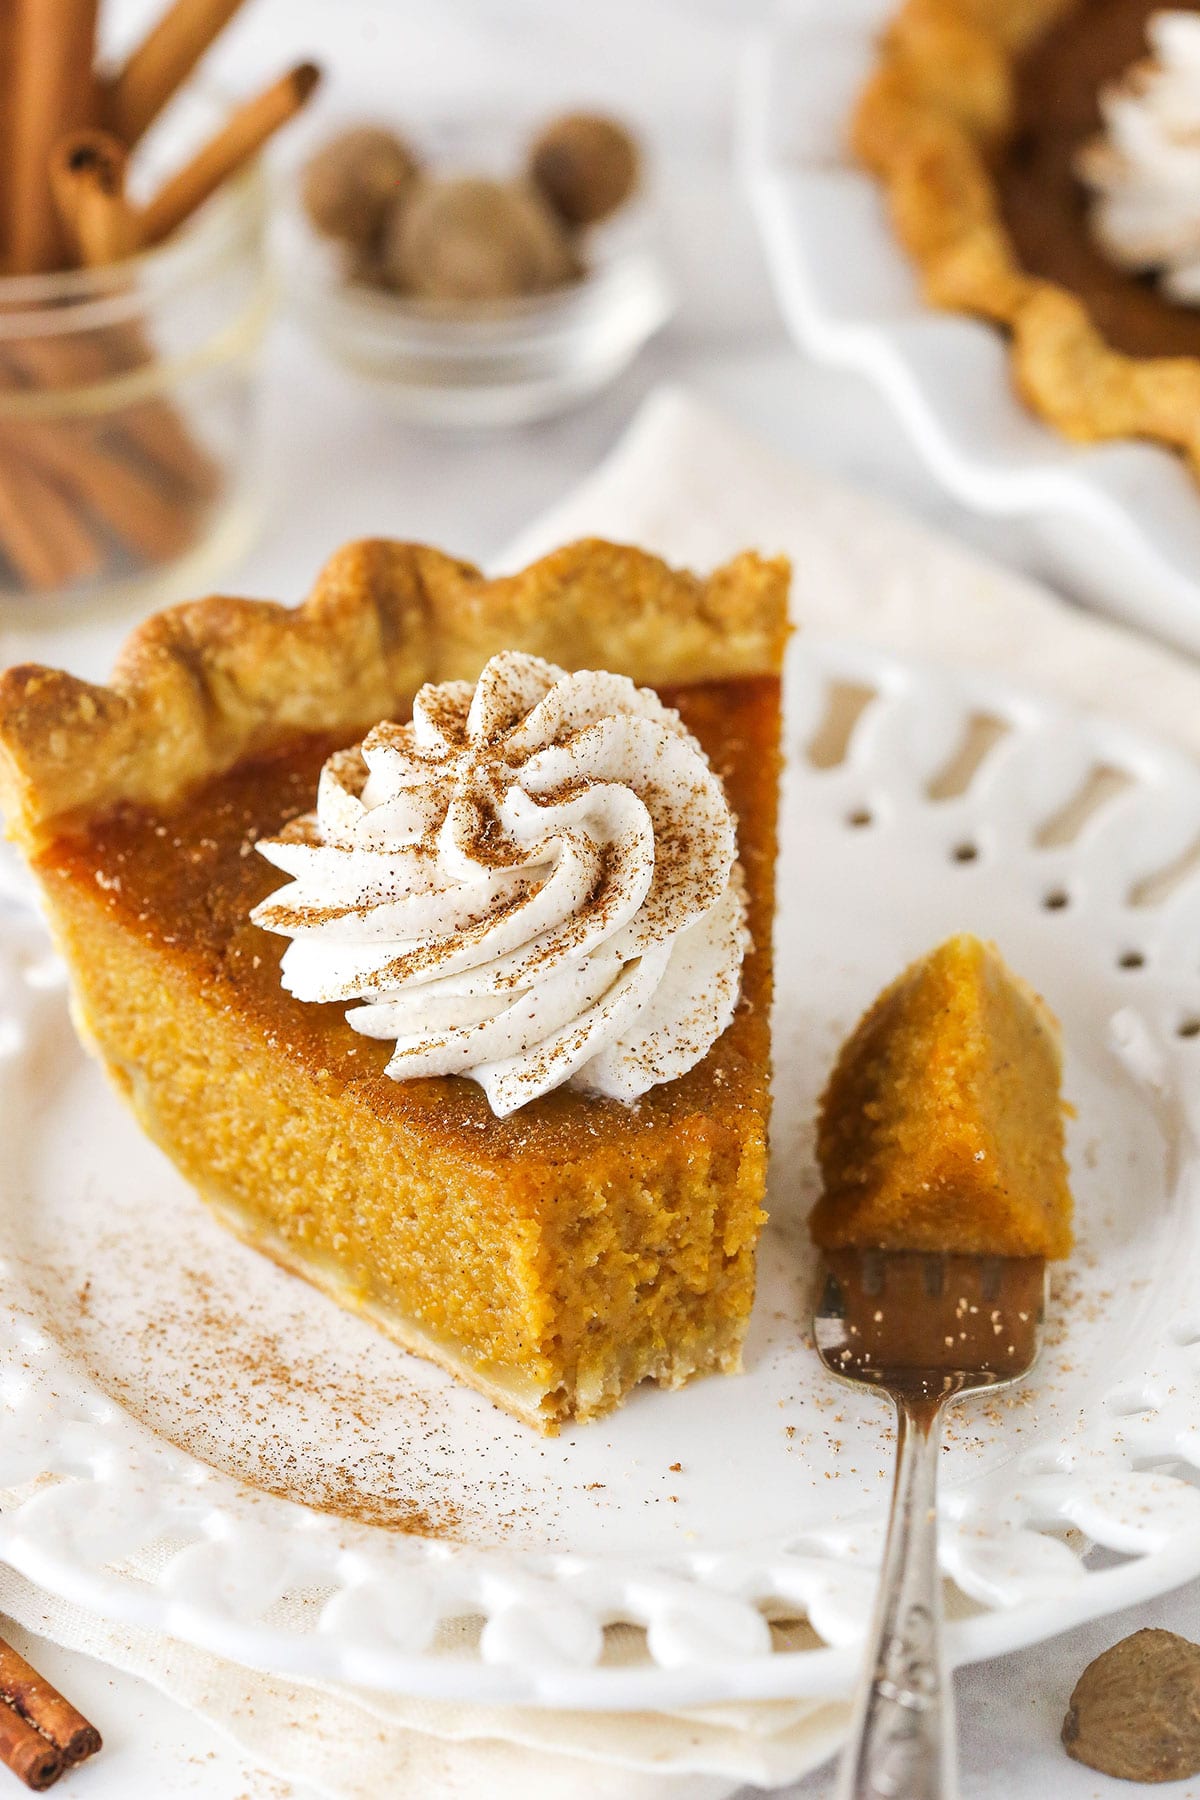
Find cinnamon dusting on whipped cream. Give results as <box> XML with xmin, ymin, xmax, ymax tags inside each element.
<box><xmin>251</xmin><ymin>651</ymin><xmax>747</xmax><ymax>1116</ymax></box>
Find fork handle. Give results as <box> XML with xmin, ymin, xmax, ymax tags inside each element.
<box><xmin>836</xmin><ymin>1394</ymin><xmax>956</xmax><ymax>1800</ymax></box>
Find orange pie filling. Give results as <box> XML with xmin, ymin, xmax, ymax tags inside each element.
<box><xmin>812</xmin><ymin>935</ymin><xmax>1073</xmax><ymax>1260</ymax></box>
<box><xmin>32</xmin><ymin>675</ymin><xmax>781</xmax><ymax>1429</ymax></box>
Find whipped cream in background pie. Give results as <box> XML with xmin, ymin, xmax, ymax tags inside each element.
<box><xmin>252</xmin><ymin>649</ymin><xmax>748</xmax><ymax>1116</ymax></box>
<box><xmin>1077</xmin><ymin>10</ymin><xmax>1200</xmax><ymax>304</ymax></box>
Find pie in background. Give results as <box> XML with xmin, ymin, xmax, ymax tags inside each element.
<box><xmin>854</xmin><ymin>0</ymin><xmax>1200</xmax><ymax>479</ymax></box>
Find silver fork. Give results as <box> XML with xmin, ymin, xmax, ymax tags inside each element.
<box><xmin>814</xmin><ymin>1248</ymin><xmax>1048</xmax><ymax>1800</ymax></box>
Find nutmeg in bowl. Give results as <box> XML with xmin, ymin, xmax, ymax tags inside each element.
<box><xmin>281</xmin><ymin>111</ymin><xmax>674</xmax><ymax>427</ymax></box>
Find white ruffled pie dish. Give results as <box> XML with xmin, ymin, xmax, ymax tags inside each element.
<box><xmin>2</xmin><ymin>628</ymin><xmax>1200</xmax><ymax>1707</ymax></box>
<box><xmin>740</xmin><ymin>0</ymin><xmax>1200</xmax><ymax>657</ymax></box>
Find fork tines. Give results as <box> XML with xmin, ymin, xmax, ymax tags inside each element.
<box><xmin>816</xmin><ymin>1250</ymin><xmax>1047</xmax><ymax>1395</ymax></box>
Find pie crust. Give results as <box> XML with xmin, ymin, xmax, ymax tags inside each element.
<box><xmin>0</xmin><ymin>537</ymin><xmax>788</xmax><ymax>1432</ymax></box>
<box><xmin>0</xmin><ymin>535</ymin><xmax>787</xmax><ymax>851</ymax></box>
<box><xmin>855</xmin><ymin>0</ymin><xmax>1200</xmax><ymax>478</ymax></box>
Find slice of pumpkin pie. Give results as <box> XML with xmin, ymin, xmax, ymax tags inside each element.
<box><xmin>0</xmin><ymin>538</ymin><xmax>787</xmax><ymax>1431</ymax></box>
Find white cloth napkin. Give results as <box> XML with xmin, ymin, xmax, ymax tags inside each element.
<box><xmin>8</xmin><ymin>387</ymin><xmax>1200</xmax><ymax>1799</ymax></box>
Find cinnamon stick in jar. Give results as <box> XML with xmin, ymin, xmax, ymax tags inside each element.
<box><xmin>3</xmin><ymin>323</ymin><xmax>222</xmax><ymax>505</ymax></box>
<box><xmin>7</xmin><ymin>417</ymin><xmax>203</xmax><ymax>564</ymax></box>
<box><xmin>105</xmin><ymin>0</ymin><xmax>250</xmax><ymax>147</ymax></box>
<box><xmin>50</xmin><ymin>131</ymin><xmax>140</xmax><ymax>268</ymax></box>
<box><xmin>140</xmin><ymin>61</ymin><xmax>321</xmax><ymax>246</ymax></box>
<box><xmin>0</xmin><ymin>3</ymin><xmax>16</xmax><ymax>268</ymax></box>
<box><xmin>6</xmin><ymin>0</ymin><xmax>102</xmax><ymax>272</ymax></box>
<box><xmin>0</xmin><ymin>456</ymin><xmax>103</xmax><ymax>594</ymax></box>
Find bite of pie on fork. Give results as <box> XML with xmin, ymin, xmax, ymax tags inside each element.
<box><xmin>811</xmin><ymin>934</ymin><xmax>1073</xmax><ymax>1800</ymax></box>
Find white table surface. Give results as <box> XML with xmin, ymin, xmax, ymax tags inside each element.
<box><xmin>5</xmin><ymin>2</ymin><xmax>1200</xmax><ymax>1795</ymax></box>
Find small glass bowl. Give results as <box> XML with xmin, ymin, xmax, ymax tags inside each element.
<box><xmin>0</xmin><ymin>165</ymin><xmax>271</xmax><ymax>622</ymax></box>
<box><xmin>280</xmin><ymin>122</ymin><xmax>675</xmax><ymax>429</ymax></box>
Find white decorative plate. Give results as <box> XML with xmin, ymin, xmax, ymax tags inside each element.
<box><xmin>3</xmin><ymin>636</ymin><xmax>1200</xmax><ymax>1709</ymax></box>
<box><xmin>740</xmin><ymin>0</ymin><xmax>1200</xmax><ymax>658</ymax></box>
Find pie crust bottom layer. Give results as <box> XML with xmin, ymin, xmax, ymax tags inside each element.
<box><xmin>35</xmin><ymin>675</ymin><xmax>781</xmax><ymax>1432</ymax></box>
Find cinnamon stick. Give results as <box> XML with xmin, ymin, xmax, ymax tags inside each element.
<box><xmin>0</xmin><ymin>1701</ymin><xmax>62</xmax><ymax>1792</ymax></box>
<box><xmin>3</xmin><ymin>329</ymin><xmax>221</xmax><ymax>506</ymax></box>
<box><xmin>0</xmin><ymin>1640</ymin><xmax>101</xmax><ymax>1767</ymax></box>
<box><xmin>110</xmin><ymin>387</ymin><xmax>222</xmax><ymax>504</ymax></box>
<box><xmin>105</xmin><ymin>0</ymin><xmax>250</xmax><ymax>148</ymax></box>
<box><xmin>0</xmin><ymin>328</ymin><xmax>208</xmax><ymax>573</ymax></box>
<box><xmin>0</xmin><ymin>4</ymin><xmax>16</xmax><ymax>270</ymax></box>
<box><xmin>0</xmin><ymin>391</ymin><xmax>211</xmax><ymax>594</ymax></box>
<box><xmin>0</xmin><ymin>455</ymin><xmax>103</xmax><ymax>594</ymax></box>
<box><xmin>140</xmin><ymin>60</ymin><xmax>321</xmax><ymax>247</ymax></box>
<box><xmin>12</xmin><ymin>418</ymin><xmax>202</xmax><ymax>562</ymax></box>
<box><xmin>6</xmin><ymin>0</ymin><xmax>101</xmax><ymax>272</ymax></box>
<box><xmin>50</xmin><ymin>131</ymin><xmax>140</xmax><ymax>268</ymax></box>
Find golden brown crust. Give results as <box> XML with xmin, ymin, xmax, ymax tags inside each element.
<box><xmin>0</xmin><ymin>536</ymin><xmax>790</xmax><ymax>851</ymax></box>
<box><xmin>854</xmin><ymin>0</ymin><xmax>1200</xmax><ymax>472</ymax></box>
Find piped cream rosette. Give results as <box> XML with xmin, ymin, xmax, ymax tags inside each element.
<box><xmin>252</xmin><ymin>651</ymin><xmax>747</xmax><ymax>1117</ymax></box>
<box><xmin>1077</xmin><ymin>12</ymin><xmax>1200</xmax><ymax>303</ymax></box>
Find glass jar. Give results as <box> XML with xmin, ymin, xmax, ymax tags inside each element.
<box><xmin>0</xmin><ymin>166</ymin><xmax>272</xmax><ymax>619</ymax></box>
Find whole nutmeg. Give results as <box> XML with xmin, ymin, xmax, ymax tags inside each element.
<box><xmin>528</xmin><ymin>112</ymin><xmax>640</xmax><ymax>227</ymax></box>
<box><xmin>381</xmin><ymin>176</ymin><xmax>581</xmax><ymax>301</ymax></box>
<box><xmin>303</xmin><ymin>126</ymin><xmax>419</xmax><ymax>247</ymax></box>
<box><xmin>1063</xmin><ymin>1628</ymin><xmax>1200</xmax><ymax>1782</ymax></box>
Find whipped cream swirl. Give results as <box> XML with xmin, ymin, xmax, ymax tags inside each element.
<box><xmin>1076</xmin><ymin>12</ymin><xmax>1200</xmax><ymax>304</ymax></box>
<box><xmin>251</xmin><ymin>651</ymin><xmax>747</xmax><ymax>1117</ymax></box>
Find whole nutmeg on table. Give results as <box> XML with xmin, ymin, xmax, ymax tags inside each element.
<box><xmin>300</xmin><ymin>109</ymin><xmax>641</xmax><ymax>304</ymax></box>
<box><xmin>1062</xmin><ymin>1627</ymin><xmax>1200</xmax><ymax>1783</ymax></box>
